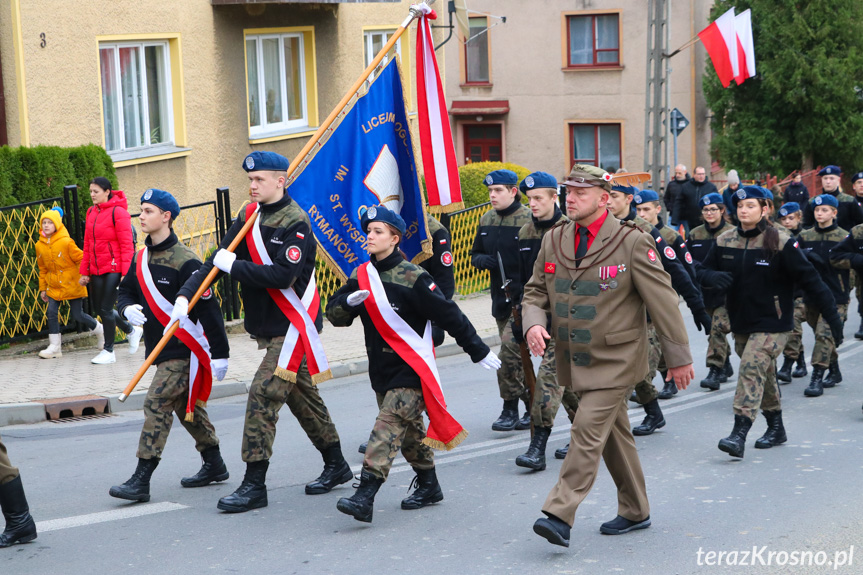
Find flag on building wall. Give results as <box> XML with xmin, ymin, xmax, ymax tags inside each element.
<box><xmin>698</xmin><ymin>7</ymin><xmax>738</xmax><ymax>88</ymax></box>
<box><xmin>734</xmin><ymin>9</ymin><xmax>756</xmax><ymax>84</ymax></box>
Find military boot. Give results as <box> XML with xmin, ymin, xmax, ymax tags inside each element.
<box><xmin>823</xmin><ymin>360</ymin><xmax>842</xmax><ymax>388</ymax></box>
<box><xmin>109</xmin><ymin>458</ymin><xmax>159</xmax><ymax>502</ymax></box>
<box><xmin>0</xmin><ymin>476</ymin><xmax>37</xmax><ymax>548</ymax></box>
<box><xmin>401</xmin><ymin>467</ymin><xmax>444</xmax><ymax>510</ymax></box>
<box><xmin>514</xmin><ymin>396</ymin><xmax>531</xmax><ymax>431</ymax></box>
<box><xmin>358</xmin><ymin>442</ymin><xmax>368</xmax><ymax>454</ymax></box>
<box><xmin>657</xmin><ymin>377</ymin><xmax>677</xmax><ymax>400</ymax></box>
<box><xmin>554</xmin><ymin>444</ymin><xmax>569</xmax><ymax>460</ymax></box>
<box><xmin>804</xmin><ymin>367</ymin><xmax>825</xmax><ymax>397</ymax></box>
<box><xmin>792</xmin><ymin>357</ymin><xmax>808</xmax><ymax>378</ymax></box>
<box><xmin>632</xmin><ymin>400</ymin><xmax>666</xmax><ymax>436</ymax></box>
<box><xmin>491</xmin><ymin>399</ymin><xmax>519</xmax><ymax>431</ymax></box>
<box><xmin>700</xmin><ymin>366</ymin><xmax>724</xmax><ymax>391</ymax></box>
<box><xmin>723</xmin><ymin>358</ymin><xmax>734</xmax><ymax>379</ymax></box>
<box><xmin>306</xmin><ymin>442</ymin><xmax>353</xmax><ymax>495</ymax></box>
<box><xmin>217</xmin><ymin>460</ymin><xmax>269</xmax><ymax>513</ymax></box>
<box><xmin>856</xmin><ymin>317</ymin><xmax>863</xmax><ymax>340</ymax></box>
<box><xmin>717</xmin><ymin>414</ymin><xmax>753</xmax><ymax>458</ymax></box>
<box><xmin>515</xmin><ymin>426</ymin><xmax>552</xmax><ymax>471</ymax></box>
<box><xmin>181</xmin><ymin>445</ymin><xmax>229</xmax><ymax>488</ymax></box>
<box><xmin>776</xmin><ymin>356</ymin><xmax>794</xmax><ymax>384</ymax></box>
<box><xmin>754</xmin><ymin>410</ymin><xmax>787</xmax><ymax>449</ymax></box>
<box><xmin>336</xmin><ymin>470</ymin><xmax>384</xmax><ymax>523</ymax></box>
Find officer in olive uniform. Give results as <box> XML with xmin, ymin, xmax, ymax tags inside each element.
<box><xmin>0</xmin><ymin>436</ymin><xmax>36</xmax><ymax>548</ymax></box>
<box><xmin>776</xmin><ymin>202</ymin><xmax>808</xmax><ymax>381</ymax></box>
<box><xmin>470</xmin><ymin>170</ymin><xmax>533</xmax><ymax>431</ymax></box>
<box><xmin>112</xmin><ymin>189</ymin><xmax>230</xmax><ymax>503</ymax></box>
<box><xmin>799</xmin><ymin>194</ymin><xmax>851</xmax><ymax>396</ymax></box>
<box><xmin>176</xmin><ymin>151</ymin><xmax>352</xmax><ymax>513</ymax></box>
<box><xmin>802</xmin><ymin>165</ymin><xmax>863</xmax><ymax>230</ymax></box>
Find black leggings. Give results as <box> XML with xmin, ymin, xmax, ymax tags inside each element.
<box><xmin>47</xmin><ymin>297</ymin><xmax>97</xmax><ymax>334</ymax></box>
<box><xmin>89</xmin><ymin>273</ymin><xmax>131</xmax><ymax>351</ymax></box>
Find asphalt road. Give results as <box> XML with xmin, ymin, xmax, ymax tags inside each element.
<box><xmin>2</xmin><ymin>304</ymin><xmax>862</xmax><ymax>574</ymax></box>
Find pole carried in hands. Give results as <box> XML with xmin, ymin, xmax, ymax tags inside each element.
<box><xmin>118</xmin><ymin>2</ymin><xmax>434</xmax><ymax>402</ymax></box>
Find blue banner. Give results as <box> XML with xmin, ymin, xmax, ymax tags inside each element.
<box><xmin>287</xmin><ymin>59</ymin><xmax>430</xmax><ymax>279</ymax></box>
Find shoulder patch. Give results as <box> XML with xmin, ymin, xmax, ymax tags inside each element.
<box><xmin>685</xmin><ymin>251</ymin><xmax>693</xmax><ymax>264</ymax></box>
<box><xmin>648</xmin><ymin>248</ymin><xmax>658</xmax><ymax>263</ymax></box>
<box><xmin>287</xmin><ymin>246</ymin><xmax>302</xmax><ymax>263</ymax></box>
<box><xmin>201</xmin><ymin>287</ymin><xmax>213</xmax><ymax>300</ymax></box>
<box><xmin>664</xmin><ymin>246</ymin><xmax>677</xmax><ymax>260</ymax></box>
<box><xmin>441</xmin><ymin>251</ymin><xmax>453</xmax><ymax>266</ymax></box>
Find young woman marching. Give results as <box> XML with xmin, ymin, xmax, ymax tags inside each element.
<box><xmin>775</xmin><ymin>203</ymin><xmax>808</xmax><ymax>381</ymax></box>
<box><xmin>326</xmin><ymin>205</ymin><xmax>500</xmax><ymax>523</ymax></box>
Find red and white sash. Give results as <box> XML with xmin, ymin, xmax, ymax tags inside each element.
<box><xmin>137</xmin><ymin>247</ymin><xmax>212</xmax><ymax>422</ymax></box>
<box><xmin>244</xmin><ymin>203</ymin><xmax>331</xmax><ymax>384</ymax></box>
<box><xmin>357</xmin><ymin>261</ymin><xmax>467</xmax><ymax>450</ymax></box>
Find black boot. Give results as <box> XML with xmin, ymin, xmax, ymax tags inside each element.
<box><xmin>723</xmin><ymin>358</ymin><xmax>734</xmax><ymax>378</ymax></box>
<box><xmin>358</xmin><ymin>442</ymin><xmax>368</xmax><ymax>454</ymax></box>
<box><xmin>823</xmin><ymin>360</ymin><xmax>842</xmax><ymax>388</ymax></box>
<box><xmin>533</xmin><ymin>512</ymin><xmax>571</xmax><ymax>547</ymax></box>
<box><xmin>109</xmin><ymin>458</ymin><xmax>159</xmax><ymax>502</ymax></box>
<box><xmin>776</xmin><ymin>356</ymin><xmax>794</xmax><ymax>384</ymax></box>
<box><xmin>700</xmin><ymin>366</ymin><xmax>725</xmax><ymax>391</ymax></box>
<box><xmin>515</xmin><ymin>427</ymin><xmax>552</xmax><ymax>471</ymax></box>
<box><xmin>792</xmin><ymin>357</ymin><xmax>808</xmax><ymax>378</ymax></box>
<box><xmin>657</xmin><ymin>378</ymin><xmax>677</xmax><ymax>400</ymax></box>
<box><xmin>336</xmin><ymin>470</ymin><xmax>384</xmax><ymax>523</ymax></box>
<box><xmin>306</xmin><ymin>442</ymin><xmax>353</xmax><ymax>495</ymax></box>
<box><xmin>0</xmin><ymin>476</ymin><xmax>37</xmax><ymax>548</ymax></box>
<box><xmin>217</xmin><ymin>460</ymin><xmax>269</xmax><ymax>513</ymax></box>
<box><xmin>554</xmin><ymin>444</ymin><xmax>569</xmax><ymax>460</ymax></box>
<box><xmin>491</xmin><ymin>399</ymin><xmax>519</xmax><ymax>431</ymax></box>
<box><xmin>717</xmin><ymin>414</ymin><xmax>753</xmax><ymax>458</ymax></box>
<box><xmin>632</xmin><ymin>400</ymin><xmax>666</xmax><ymax>436</ymax></box>
<box><xmin>181</xmin><ymin>445</ymin><xmax>229</xmax><ymax>488</ymax></box>
<box><xmin>401</xmin><ymin>467</ymin><xmax>444</xmax><ymax>510</ymax></box>
<box><xmin>804</xmin><ymin>367</ymin><xmax>825</xmax><ymax>397</ymax></box>
<box><xmin>856</xmin><ymin>317</ymin><xmax>863</xmax><ymax>340</ymax></box>
<box><xmin>754</xmin><ymin>410</ymin><xmax>787</xmax><ymax>449</ymax></box>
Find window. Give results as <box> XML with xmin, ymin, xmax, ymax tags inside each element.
<box><xmin>100</xmin><ymin>41</ymin><xmax>174</xmax><ymax>153</ymax></box>
<box><xmin>570</xmin><ymin>123</ymin><xmax>621</xmax><ymax>172</ymax></box>
<box><xmin>566</xmin><ymin>13</ymin><xmax>620</xmax><ymax>67</ymax></box>
<box><xmin>464</xmin><ymin>124</ymin><xmax>502</xmax><ymax>163</ymax></box>
<box><xmin>464</xmin><ymin>16</ymin><xmax>490</xmax><ymax>84</ymax></box>
<box><xmin>364</xmin><ymin>29</ymin><xmax>400</xmax><ymax>82</ymax></box>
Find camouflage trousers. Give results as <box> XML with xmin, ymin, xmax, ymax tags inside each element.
<box><xmin>495</xmin><ymin>317</ymin><xmax>526</xmax><ymax>402</ymax></box>
<box><xmin>806</xmin><ymin>304</ymin><xmax>847</xmax><ymax>368</ymax></box>
<box><xmin>732</xmin><ymin>332</ymin><xmax>788</xmax><ymax>421</ymax></box>
<box><xmin>137</xmin><ymin>359</ymin><xmax>219</xmax><ymax>460</ymax></box>
<box><xmin>0</xmin><ymin>434</ymin><xmax>19</xmax><ymax>485</ymax></box>
<box><xmin>242</xmin><ymin>336</ymin><xmax>341</xmax><ymax>462</ymax></box>
<box><xmin>855</xmin><ymin>271</ymin><xmax>863</xmax><ymax>314</ymax></box>
<box><xmin>782</xmin><ymin>298</ymin><xmax>806</xmax><ymax>360</ymax></box>
<box><xmin>530</xmin><ymin>338</ymin><xmax>580</xmax><ymax>427</ymax></box>
<box><xmin>633</xmin><ymin>323</ymin><xmax>663</xmax><ymax>405</ymax></box>
<box><xmin>363</xmin><ymin>387</ymin><xmax>434</xmax><ymax>481</ymax></box>
<box><xmin>705</xmin><ymin>307</ymin><xmax>732</xmax><ymax>368</ymax></box>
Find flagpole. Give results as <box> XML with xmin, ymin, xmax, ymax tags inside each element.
<box><xmin>665</xmin><ymin>35</ymin><xmax>700</xmax><ymax>59</ymax></box>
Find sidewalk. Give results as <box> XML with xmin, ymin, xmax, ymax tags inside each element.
<box><xmin>0</xmin><ymin>293</ymin><xmax>500</xmax><ymax>426</ymax></box>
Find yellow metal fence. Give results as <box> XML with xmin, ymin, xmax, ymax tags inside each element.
<box><xmin>444</xmin><ymin>203</ymin><xmax>490</xmax><ymax>296</ymax></box>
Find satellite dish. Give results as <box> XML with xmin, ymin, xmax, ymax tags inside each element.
<box><xmin>454</xmin><ymin>0</ymin><xmax>471</xmax><ymax>40</ymax></box>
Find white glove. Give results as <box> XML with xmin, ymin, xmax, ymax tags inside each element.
<box><xmin>212</xmin><ymin>358</ymin><xmax>229</xmax><ymax>381</ymax></box>
<box><xmin>479</xmin><ymin>351</ymin><xmax>502</xmax><ymax>371</ymax></box>
<box><xmin>346</xmin><ymin>290</ymin><xmax>370</xmax><ymax>307</ymax></box>
<box><xmin>213</xmin><ymin>249</ymin><xmax>236</xmax><ymax>273</ymax></box>
<box><xmin>164</xmin><ymin>297</ymin><xmax>189</xmax><ymax>334</ymax></box>
<box><xmin>123</xmin><ymin>304</ymin><xmax>147</xmax><ymax>326</ymax></box>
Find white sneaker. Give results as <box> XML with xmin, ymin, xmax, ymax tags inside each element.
<box><xmin>92</xmin><ymin>321</ymin><xmax>105</xmax><ymax>350</ymax></box>
<box><xmin>91</xmin><ymin>349</ymin><xmax>116</xmax><ymax>364</ymax></box>
<box><xmin>128</xmin><ymin>325</ymin><xmax>144</xmax><ymax>355</ymax></box>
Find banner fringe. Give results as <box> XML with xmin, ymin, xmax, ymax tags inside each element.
<box><xmin>427</xmin><ymin>201</ymin><xmax>464</xmax><ymax>215</ymax></box>
<box><xmin>274</xmin><ymin>365</ymin><xmax>298</xmax><ymax>383</ymax></box>
<box><xmin>184</xmin><ymin>412</ymin><xmax>195</xmax><ymax>423</ymax></box>
<box><xmin>422</xmin><ymin>428</ymin><xmax>468</xmax><ymax>451</ymax></box>
<box><xmin>311</xmin><ymin>368</ymin><xmax>333</xmax><ymax>385</ymax></box>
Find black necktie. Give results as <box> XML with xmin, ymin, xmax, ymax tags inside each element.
<box><xmin>575</xmin><ymin>226</ymin><xmax>590</xmax><ymax>264</ymax></box>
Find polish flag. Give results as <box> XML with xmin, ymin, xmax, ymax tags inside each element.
<box><xmin>698</xmin><ymin>7</ymin><xmax>738</xmax><ymax>88</ymax></box>
<box><xmin>734</xmin><ymin>9</ymin><xmax>756</xmax><ymax>84</ymax></box>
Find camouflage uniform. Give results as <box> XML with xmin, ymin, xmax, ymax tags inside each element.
<box><xmin>138</xmin><ymin>358</ymin><xmax>219</xmax><ymax>459</ymax></box>
<box><xmin>632</xmin><ymin>323</ymin><xmax>661</xmax><ymax>404</ymax></box>
<box><xmin>531</xmin><ymin>339</ymin><xmax>580</xmax><ymax>426</ymax></box>
<box><xmin>807</xmin><ymin>304</ymin><xmax>848</xmax><ymax>368</ymax></box>
<box><xmin>495</xmin><ymin>316</ymin><xmax>527</xmax><ymax>401</ymax></box>
<box><xmin>732</xmin><ymin>332</ymin><xmax>788</xmax><ymax>421</ymax></box>
<box><xmin>783</xmin><ymin>298</ymin><xmax>806</xmax><ymax>360</ymax></box>
<box><xmin>705</xmin><ymin>306</ymin><xmax>732</xmax><ymax>368</ymax></box>
<box><xmin>363</xmin><ymin>388</ymin><xmax>434</xmax><ymax>480</ymax></box>
<box><xmin>0</xmin><ymin>434</ymin><xmax>19</xmax><ymax>485</ymax></box>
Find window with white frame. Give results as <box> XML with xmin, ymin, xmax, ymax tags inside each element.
<box><xmin>246</xmin><ymin>33</ymin><xmax>308</xmax><ymax>136</ymax></box>
<box><xmin>364</xmin><ymin>29</ymin><xmax>400</xmax><ymax>82</ymax></box>
<box><xmin>99</xmin><ymin>41</ymin><xmax>174</xmax><ymax>153</ymax></box>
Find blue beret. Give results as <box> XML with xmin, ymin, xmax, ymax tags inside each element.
<box><xmin>141</xmin><ymin>188</ymin><xmax>181</xmax><ymax>219</ymax></box>
<box><xmin>243</xmin><ymin>151</ymin><xmax>289</xmax><ymax>172</ymax></box>
<box><xmin>611</xmin><ymin>184</ymin><xmax>637</xmax><ymax>195</ymax></box>
<box><xmin>701</xmin><ymin>193</ymin><xmax>724</xmax><ymax>207</ymax></box>
<box><xmin>778</xmin><ymin>202</ymin><xmax>800</xmax><ymax>217</ymax></box>
<box><xmin>519</xmin><ymin>171</ymin><xmax>558</xmax><ymax>193</ymax></box>
<box><xmin>818</xmin><ymin>165</ymin><xmax>841</xmax><ymax>176</ymax></box>
<box><xmin>731</xmin><ymin>186</ymin><xmax>770</xmax><ymax>206</ymax></box>
<box><xmin>852</xmin><ymin>171</ymin><xmax>863</xmax><ymax>184</ymax></box>
<box><xmin>633</xmin><ymin>189</ymin><xmax>660</xmax><ymax>205</ymax></box>
<box><xmin>812</xmin><ymin>194</ymin><xmax>839</xmax><ymax>208</ymax></box>
<box><xmin>361</xmin><ymin>205</ymin><xmax>406</xmax><ymax>236</ymax></box>
<box><xmin>484</xmin><ymin>169</ymin><xmax>518</xmax><ymax>187</ymax></box>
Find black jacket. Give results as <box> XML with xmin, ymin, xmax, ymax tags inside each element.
<box><xmin>664</xmin><ymin>175</ymin><xmax>690</xmax><ymax>214</ymax></box>
<box><xmin>326</xmin><ymin>251</ymin><xmax>489</xmax><ymax>395</ymax></box>
<box><xmin>516</xmin><ymin>206</ymin><xmax>565</xmax><ymax>294</ymax></box>
<box><xmin>801</xmin><ymin>191</ymin><xmax>863</xmax><ymax>231</ymax></box>
<box><xmin>798</xmin><ymin>223</ymin><xmax>851</xmax><ymax>306</ymax></box>
<box><xmin>783</xmin><ymin>182</ymin><xmax>810</xmax><ymax>210</ymax></box>
<box><xmin>420</xmin><ymin>216</ymin><xmax>455</xmax><ymax>299</ymax></box>
<box><xmin>686</xmin><ymin>220</ymin><xmax>734</xmax><ymax>309</ymax></box>
<box><xmin>674</xmin><ymin>179</ymin><xmax>718</xmax><ymax>229</ymax></box>
<box><xmin>118</xmin><ymin>232</ymin><xmax>229</xmax><ymax>364</ymax></box>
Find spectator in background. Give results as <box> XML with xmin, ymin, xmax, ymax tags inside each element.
<box><xmin>720</xmin><ymin>170</ymin><xmax>743</xmax><ymax>225</ymax></box>
<box><xmin>784</xmin><ymin>173</ymin><xmax>810</xmax><ymax>211</ymax></box>
<box><xmin>664</xmin><ymin>164</ymin><xmax>690</xmax><ymax>222</ymax></box>
<box><xmin>674</xmin><ymin>166</ymin><xmax>718</xmax><ymax>233</ymax></box>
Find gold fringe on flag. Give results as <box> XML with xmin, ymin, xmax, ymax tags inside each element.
<box><xmin>427</xmin><ymin>201</ymin><xmax>465</xmax><ymax>215</ymax></box>
<box><xmin>185</xmin><ymin>412</ymin><xmax>195</xmax><ymax>422</ymax></box>
<box><xmin>196</xmin><ymin>399</ymin><xmax>207</xmax><ymax>408</ymax></box>
<box><xmin>422</xmin><ymin>428</ymin><xmax>468</xmax><ymax>451</ymax></box>
<box><xmin>274</xmin><ymin>365</ymin><xmax>298</xmax><ymax>383</ymax></box>
<box><xmin>311</xmin><ymin>368</ymin><xmax>333</xmax><ymax>385</ymax></box>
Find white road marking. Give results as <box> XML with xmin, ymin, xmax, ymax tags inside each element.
<box><xmin>36</xmin><ymin>501</ymin><xmax>188</xmax><ymax>533</ymax></box>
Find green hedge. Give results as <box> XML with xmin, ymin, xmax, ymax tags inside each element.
<box><xmin>457</xmin><ymin>161</ymin><xmax>531</xmax><ymax>208</ymax></box>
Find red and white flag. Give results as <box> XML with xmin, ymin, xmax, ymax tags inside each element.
<box><xmin>734</xmin><ymin>9</ymin><xmax>756</xmax><ymax>84</ymax></box>
<box><xmin>698</xmin><ymin>7</ymin><xmax>738</xmax><ymax>88</ymax></box>
<box><xmin>416</xmin><ymin>3</ymin><xmax>463</xmax><ymax>213</ymax></box>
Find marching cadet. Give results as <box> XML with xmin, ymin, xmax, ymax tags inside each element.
<box><xmin>524</xmin><ymin>164</ymin><xmax>693</xmax><ymax>547</ymax></box>
<box><xmin>512</xmin><ymin>172</ymin><xmax>580</xmax><ymax>469</ymax></box>
<box><xmin>470</xmin><ymin>169</ymin><xmax>533</xmax><ymax>431</ymax></box>
<box><xmin>798</xmin><ymin>194</ymin><xmax>851</xmax><ymax>396</ymax></box>
<box><xmin>175</xmin><ymin>151</ymin><xmax>351</xmax><ymax>513</ymax></box>
<box><xmin>111</xmin><ymin>189</ymin><xmax>231</xmax><ymax>502</ymax></box>
<box><xmin>686</xmin><ymin>193</ymin><xmax>735</xmax><ymax>390</ymax></box>
<box><xmin>801</xmin><ymin>165</ymin><xmax>863</xmax><ymax>230</ymax></box>
<box><xmin>700</xmin><ymin>187</ymin><xmax>841</xmax><ymax>459</ymax></box>
<box><xmin>326</xmin><ymin>205</ymin><xmax>499</xmax><ymax>523</ymax></box>
<box><xmin>0</xmin><ymin>435</ymin><xmax>36</xmax><ymax>548</ymax></box>
<box><xmin>850</xmin><ymin>171</ymin><xmax>863</xmax><ymax>340</ymax></box>
<box><xmin>776</xmin><ymin>202</ymin><xmax>809</xmax><ymax>381</ymax></box>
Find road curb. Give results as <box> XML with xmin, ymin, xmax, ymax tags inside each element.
<box><xmin>0</xmin><ymin>402</ymin><xmax>47</xmax><ymax>427</ymax></box>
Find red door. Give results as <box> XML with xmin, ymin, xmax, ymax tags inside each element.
<box><xmin>463</xmin><ymin>124</ymin><xmax>502</xmax><ymax>163</ymax></box>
